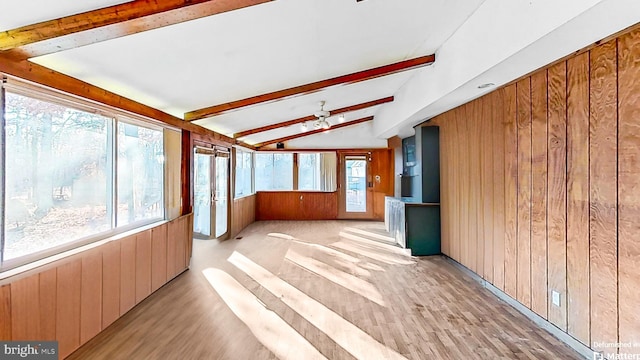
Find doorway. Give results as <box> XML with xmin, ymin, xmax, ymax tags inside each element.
<box><xmin>193</xmin><ymin>147</ymin><xmax>229</xmax><ymax>239</ymax></box>
<box><xmin>338</xmin><ymin>154</ymin><xmax>373</xmax><ymax>219</ymax></box>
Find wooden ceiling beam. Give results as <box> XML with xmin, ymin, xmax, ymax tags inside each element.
<box><xmin>233</xmin><ymin>96</ymin><xmax>393</xmax><ymax>138</ymax></box>
<box><xmin>1</xmin><ymin>0</ymin><xmax>272</xmax><ymax>58</ymax></box>
<box><xmin>185</xmin><ymin>55</ymin><xmax>435</xmax><ymax>121</ymax></box>
<box><xmin>0</xmin><ymin>54</ymin><xmax>253</xmax><ymax>148</ymax></box>
<box><xmin>255</xmin><ymin>116</ymin><xmax>374</xmax><ymax>148</ymax></box>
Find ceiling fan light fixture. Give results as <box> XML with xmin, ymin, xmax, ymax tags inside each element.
<box><xmin>321</xmin><ymin>119</ymin><xmax>331</xmax><ymax>130</ymax></box>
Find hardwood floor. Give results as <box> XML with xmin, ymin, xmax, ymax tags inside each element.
<box><xmin>68</xmin><ymin>221</ymin><xmax>581</xmax><ymax>360</ymax></box>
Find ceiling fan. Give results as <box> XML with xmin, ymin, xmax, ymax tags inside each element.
<box><xmin>313</xmin><ymin>101</ymin><xmax>331</xmax><ymax>130</ymax></box>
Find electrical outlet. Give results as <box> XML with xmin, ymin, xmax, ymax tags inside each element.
<box><xmin>551</xmin><ymin>290</ymin><xmax>561</xmax><ymax>307</ymax></box>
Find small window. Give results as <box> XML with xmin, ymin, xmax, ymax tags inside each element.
<box><xmin>255</xmin><ymin>153</ymin><xmax>293</xmax><ymax>191</ymax></box>
<box><xmin>234</xmin><ymin>149</ymin><xmax>254</xmax><ymax>198</ymax></box>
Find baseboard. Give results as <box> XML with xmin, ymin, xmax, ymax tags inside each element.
<box><xmin>443</xmin><ymin>256</ymin><xmax>595</xmax><ymax>360</ymax></box>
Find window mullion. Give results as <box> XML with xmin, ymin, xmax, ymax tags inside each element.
<box><xmin>107</xmin><ymin>118</ymin><xmax>117</xmax><ymax>229</ymax></box>
<box><xmin>0</xmin><ymin>76</ymin><xmax>6</xmax><ymax>265</ymax></box>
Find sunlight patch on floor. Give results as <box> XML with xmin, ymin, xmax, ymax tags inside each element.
<box><xmin>292</xmin><ymin>240</ymin><xmax>373</xmax><ymax>277</ymax></box>
<box><xmin>201</xmin><ymin>268</ymin><xmax>327</xmax><ymax>360</ymax></box>
<box><xmin>285</xmin><ymin>247</ymin><xmax>386</xmax><ymax>306</ymax></box>
<box><xmin>330</xmin><ymin>241</ymin><xmax>415</xmax><ymax>265</ymax></box>
<box><xmin>339</xmin><ymin>231</ymin><xmax>410</xmax><ymax>256</ymax></box>
<box><xmin>228</xmin><ymin>251</ymin><xmax>408</xmax><ymax>360</ymax></box>
<box><xmin>342</xmin><ymin>227</ymin><xmax>397</xmax><ymax>243</ymax></box>
<box><xmin>267</xmin><ymin>233</ymin><xmax>295</xmax><ymax>240</ymax></box>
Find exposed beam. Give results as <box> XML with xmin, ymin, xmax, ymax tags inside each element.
<box><xmin>233</xmin><ymin>96</ymin><xmax>394</xmax><ymax>138</ymax></box>
<box><xmin>185</xmin><ymin>55</ymin><xmax>435</xmax><ymax>121</ymax></box>
<box><xmin>255</xmin><ymin>116</ymin><xmax>374</xmax><ymax>148</ymax></box>
<box><xmin>0</xmin><ymin>54</ymin><xmax>254</xmax><ymax>149</ymax></box>
<box><xmin>1</xmin><ymin>0</ymin><xmax>273</xmax><ymax>57</ymax></box>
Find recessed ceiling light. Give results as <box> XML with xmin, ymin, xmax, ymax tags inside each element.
<box><xmin>478</xmin><ymin>83</ymin><xmax>495</xmax><ymax>89</ymax></box>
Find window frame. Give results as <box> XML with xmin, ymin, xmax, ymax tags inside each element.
<box><xmin>254</xmin><ymin>151</ymin><xmax>337</xmax><ymax>192</ymax></box>
<box><xmin>234</xmin><ymin>147</ymin><xmax>255</xmax><ymax>199</ymax></box>
<box><xmin>0</xmin><ymin>78</ymin><xmax>172</xmax><ymax>272</ymax></box>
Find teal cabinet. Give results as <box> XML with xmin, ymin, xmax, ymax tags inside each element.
<box><xmin>385</xmin><ymin>197</ymin><xmax>441</xmax><ymax>256</ymax></box>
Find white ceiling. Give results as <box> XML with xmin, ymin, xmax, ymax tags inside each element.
<box><xmin>0</xmin><ymin>0</ymin><xmax>130</xmax><ymax>31</ymax></box>
<box><xmin>7</xmin><ymin>0</ymin><xmax>639</xmax><ymax>149</ymax></box>
<box><xmin>29</xmin><ymin>0</ymin><xmax>484</xmax><ymax>148</ymax></box>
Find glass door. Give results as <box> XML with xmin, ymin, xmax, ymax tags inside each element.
<box><xmin>193</xmin><ymin>151</ymin><xmax>213</xmax><ymax>237</ymax></box>
<box><xmin>214</xmin><ymin>153</ymin><xmax>229</xmax><ymax>238</ymax></box>
<box><xmin>346</xmin><ymin>156</ymin><xmax>367</xmax><ymax>212</ymax></box>
<box><xmin>338</xmin><ymin>154</ymin><xmax>373</xmax><ymax>219</ymax></box>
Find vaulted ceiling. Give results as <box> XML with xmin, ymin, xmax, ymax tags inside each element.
<box><xmin>2</xmin><ymin>0</ymin><xmax>640</xmax><ymax>149</ymax></box>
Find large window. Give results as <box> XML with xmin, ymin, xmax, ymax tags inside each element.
<box><xmin>234</xmin><ymin>149</ymin><xmax>253</xmax><ymax>198</ymax></box>
<box><xmin>298</xmin><ymin>153</ymin><xmax>320</xmax><ymax>190</ymax></box>
<box><xmin>2</xmin><ymin>89</ymin><xmax>165</xmax><ymax>267</ymax></box>
<box><xmin>117</xmin><ymin>123</ymin><xmax>164</xmax><ymax>226</ymax></box>
<box><xmin>253</xmin><ymin>152</ymin><xmax>337</xmax><ymax>192</ymax></box>
<box><xmin>298</xmin><ymin>152</ymin><xmax>337</xmax><ymax>191</ymax></box>
<box><xmin>255</xmin><ymin>153</ymin><xmax>294</xmax><ymax>191</ymax></box>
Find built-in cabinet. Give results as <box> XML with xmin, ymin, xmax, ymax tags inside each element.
<box><xmin>386</xmin><ymin>126</ymin><xmax>441</xmax><ymax>255</ymax></box>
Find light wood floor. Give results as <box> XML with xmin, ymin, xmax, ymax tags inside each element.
<box><xmin>68</xmin><ymin>221</ymin><xmax>581</xmax><ymax>360</ymax></box>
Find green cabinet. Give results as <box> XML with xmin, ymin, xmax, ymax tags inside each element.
<box><xmin>385</xmin><ymin>197</ymin><xmax>441</xmax><ymax>256</ymax></box>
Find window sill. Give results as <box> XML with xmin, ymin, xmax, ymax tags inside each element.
<box><xmin>233</xmin><ymin>193</ymin><xmax>256</xmax><ymax>200</ymax></box>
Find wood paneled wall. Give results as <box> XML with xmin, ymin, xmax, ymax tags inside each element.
<box><xmin>256</xmin><ymin>191</ymin><xmax>338</xmax><ymax>220</ymax></box>
<box><xmin>434</xmin><ymin>27</ymin><xmax>640</xmax><ymax>352</ymax></box>
<box><xmin>231</xmin><ymin>194</ymin><xmax>256</xmax><ymax>238</ymax></box>
<box><xmin>0</xmin><ymin>214</ymin><xmax>193</xmax><ymax>358</ymax></box>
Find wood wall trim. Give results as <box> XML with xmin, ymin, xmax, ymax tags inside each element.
<box><xmin>232</xmin><ymin>96</ymin><xmax>394</xmax><ymax>137</ymax></box>
<box><xmin>255</xmin><ymin>116</ymin><xmax>374</xmax><ymax>148</ymax></box>
<box><xmin>1</xmin><ymin>0</ymin><xmax>273</xmax><ymax>57</ymax></box>
<box><xmin>185</xmin><ymin>55</ymin><xmax>434</xmax><ymax>121</ymax></box>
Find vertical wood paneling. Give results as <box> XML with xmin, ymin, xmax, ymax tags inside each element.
<box><xmin>589</xmin><ymin>40</ymin><xmax>619</xmax><ymax>350</ymax></box>
<box><xmin>470</xmin><ymin>101</ymin><xmax>482</xmax><ymax>276</ymax></box>
<box><xmin>38</xmin><ymin>268</ymin><xmax>57</xmax><ymax>340</ymax></box>
<box><xmin>135</xmin><ymin>230</ymin><xmax>152</xmax><ymax>303</ymax></box>
<box><xmin>56</xmin><ymin>259</ymin><xmax>81</xmax><ymax>359</ymax></box>
<box><xmin>430</xmin><ymin>25</ymin><xmax>640</xmax><ymax>353</ymax></box>
<box><xmin>504</xmin><ymin>84</ymin><xmax>518</xmax><ymax>298</ymax></box>
<box><xmin>80</xmin><ymin>250</ymin><xmax>102</xmax><ymax>344</ymax></box>
<box><xmin>0</xmin><ymin>285</ymin><xmax>10</xmax><ymax>340</ymax></box>
<box><xmin>175</xmin><ymin>217</ymin><xmax>187</xmax><ymax>272</ymax></box>
<box><xmin>102</xmin><ymin>240</ymin><xmax>120</xmax><ymax>329</ymax></box>
<box><xmin>516</xmin><ymin>78</ymin><xmax>532</xmax><ymax>308</ymax></box>
<box><xmin>531</xmin><ymin>70</ymin><xmax>549</xmax><ymax>318</ymax></box>
<box><xmin>120</xmin><ymin>234</ymin><xmax>137</xmax><ymax>315</ymax></box>
<box><xmin>493</xmin><ymin>88</ymin><xmax>506</xmax><ymax>291</ymax></box>
<box><xmin>462</xmin><ymin>104</ymin><xmax>473</xmax><ymax>271</ymax></box>
<box><xmin>10</xmin><ymin>274</ymin><xmax>40</xmax><ymax>340</ymax></box>
<box><xmin>1</xmin><ymin>220</ymin><xmax>192</xmax><ymax>354</ymax></box>
<box><xmin>482</xmin><ymin>96</ymin><xmax>494</xmax><ymax>282</ymax></box>
<box><xmin>151</xmin><ymin>224</ymin><xmax>168</xmax><ymax>292</ymax></box>
<box><xmin>547</xmin><ymin>61</ymin><xmax>568</xmax><ymax>330</ymax></box>
<box><xmin>617</xmin><ymin>28</ymin><xmax>640</xmax><ymax>349</ymax></box>
<box><xmin>566</xmin><ymin>52</ymin><xmax>591</xmax><ymax>344</ymax></box>
<box><xmin>167</xmin><ymin>219</ymin><xmax>178</xmax><ymax>280</ymax></box>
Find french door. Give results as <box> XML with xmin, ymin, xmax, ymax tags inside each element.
<box><xmin>193</xmin><ymin>147</ymin><xmax>229</xmax><ymax>239</ymax></box>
